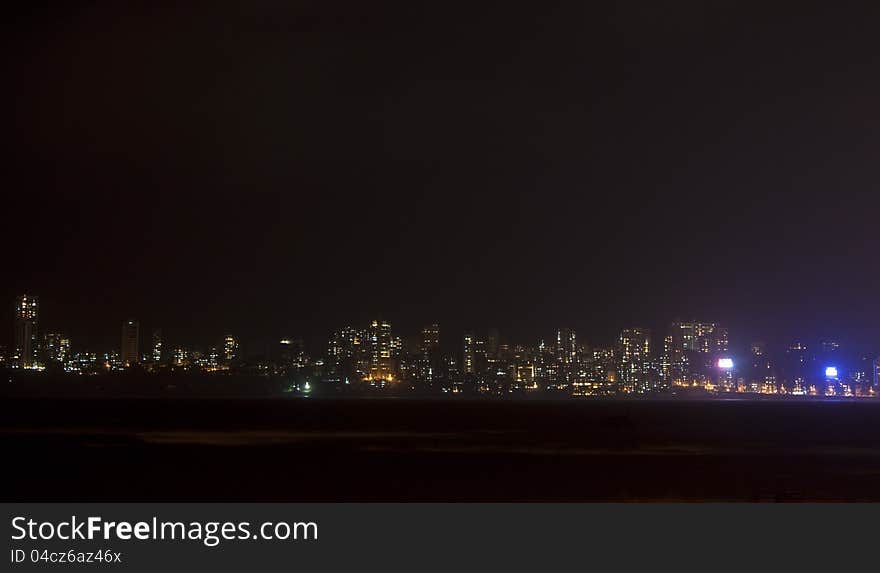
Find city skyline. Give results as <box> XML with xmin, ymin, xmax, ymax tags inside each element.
<box><xmin>7</xmin><ymin>0</ymin><xmax>880</xmax><ymax>515</ymax></box>
<box><xmin>6</xmin><ymin>292</ymin><xmax>876</xmax><ymax>398</ymax></box>
<box><xmin>5</xmin><ymin>3</ymin><xmax>880</xmax><ymax>362</ymax></box>
<box><xmin>4</xmin><ymin>291</ymin><xmax>868</xmax><ymax>360</ymax></box>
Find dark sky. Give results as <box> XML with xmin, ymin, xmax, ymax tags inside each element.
<box><xmin>4</xmin><ymin>1</ymin><xmax>880</xmax><ymax>355</ymax></box>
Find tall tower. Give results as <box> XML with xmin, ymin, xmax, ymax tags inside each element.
<box><xmin>152</xmin><ymin>329</ymin><xmax>164</xmax><ymax>363</ymax></box>
<box><xmin>420</xmin><ymin>324</ymin><xmax>440</xmax><ymax>382</ymax></box>
<box><xmin>223</xmin><ymin>335</ymin><xmax>239</xmax><ymax>362</ymax></box>
<box><xmin>556</xmin><ymin>328</ymin><xmax>577</xmax><ymax>387</ymax></box>
<box><xmin>43</xmin><ymin>332</ymin><xmax>70</xmax><ymax>365</ymax></box>
<box><xmin>13</xmin><ymin>294</ymin><xmax>39</xmax><ymax>368</ymax></box>
<box><xmin>618</xmin><ymin>327</ymin><xmax>652</xmax><ymax>394</ymax></box>
<box><xmin>121</xmin><ymin>320</ymin><xmax>140</xmax><ymax>366</ymax></box>
<box><xmin>556</xmin><ymin>328</ymin><xmax>577</xmax><ymax>365</ymax></box>
<box><xmin>368</xmin><ymin>320</ymin><xmax>393</xmax><ymax>381</ymax></box>
<box><xmin>462</xmin><ymin>332</ymin><xmax>476</xmax><ymax>375</ymax></box>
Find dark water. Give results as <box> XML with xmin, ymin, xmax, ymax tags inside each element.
<box><xmin>3</xmin><ymin>397</ymin><xmax>880</xmax><ymax>501</ymax></box>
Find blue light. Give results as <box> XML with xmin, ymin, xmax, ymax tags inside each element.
<box><xmin>825</xmin><ymin>366</ymin><xmax>838</xmax><ymax>378</ymax></box>
<box><xmin>717</xmin><ymin>358</ymin><xmax>734</xmax><ymax>369</ymax></box>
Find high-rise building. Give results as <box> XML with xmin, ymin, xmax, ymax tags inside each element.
<box><xmin>556</xmin><ymin>328</ymin><xmax>577</xmax><ymax>387</ymax></box>
<box><xmin>278</xmin><ymin>337</ymin><xmax>307</xmax><ymax>370</ymax></box>
<box><xmin>667</xmin><ymin>321</ymin><xmax>728</xmax><ymax>386</ymax></box>
<box><xmin>172</xmin><ymin>346</ymin><xmax>189</xmax><ymax>367</ymax></box>
<box><xmin>43</xmin><ymin>332</ymin><xmax>70</xmax><ymax>365</ymax></box>
<box><xmin>670</xmin><ymin>322</ymin><xmax>725</xmax><ymax>354</ymax></box>
<box><xmin>462</xmin><ymin>332</ymin><xmax>476</xmax><ymax>375</ymax></box>
<box><xmin>120</xmin><ymin>320</ymin><xmax>140</xmax><ymax>366</ymax></box>
<box><xmin>659</xmin><ymin>334</ymin><xmax>673</xmax><ymax>388</ymax></box>
<box><xmin>590</xmin><ymin>347</ymin><xmax>617</xmax><ymax>391</ymax></box>
<box><xmin>223</xmin><ymin>335</ymin><xmax>239</xmax><ymax>362</ymax></box>
<box><xmin>714</xmin><ymin>327</ymin><xmax>729</xmax><ymax>354</ymax></box>
<box><xmin>368</xmin><ymin>320</ymin><xmax>394</xmax><ymax>382</ymax></box>
<box><xmin>873</xmin><ymin>357</ymin><xmax>880</xmax><ymax>397</ymax></box>
<box><xmin>152</xmin><ymin>329</ymin><xmax>164</xmax><ymax>363</ymax></box>
<box><xmin>421</xmin><ymin>324</ymin><xmax>440</xmax><ymax>356</ymax></box>
<box><xmin>821</xmin><ymin>340</ymin><xmax>840</xmax><ymax>354</ymax></box>
<box><xmin>419</xmin><ymin>324</ymin><xmax>440</xmax><ymax>382</ymax></box>
<box><xmin>618</xmin><ymin>327</ymin><xmax>652</xmax><ymax>393</ymax></box>
<box><xmin>486</xmin><ymin>328</ymin><xmax>500</xmax><ymax>363</ymax></box>
<box><xmin>327</xmin><ymin>326</ymin><xmax>368</xmax><ymax>380</ymax></box>
<box><xmin>13</xmin><ymin>294</ymin><xmax>39</xmax><ymax>368</ymax></box>
<box><xmin>474</xmin><ymin>337</ymin><xmax>487</xmax><ymax>376</ymax></box>
<box><xmin>556</xmin><ymin>328</ymin><xmax>577</xmax><ymax>366</ymax></box>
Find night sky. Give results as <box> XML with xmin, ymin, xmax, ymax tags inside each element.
<box><xmin>5</xmin><ymin>2</ymin><xmax>880</xmax><ymax>354</ymax></box>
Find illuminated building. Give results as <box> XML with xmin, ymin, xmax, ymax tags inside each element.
<box><xmin>671</xmin><ymin>322</ymin><xmax>725</xmax><ymax>354</ymax></box>
<box><xmin>368</xmin><ymin>320</ymin><xmax>393</xmax><ymax>382</ymax></box>
<box><xmin>873</xmin><ymin>357</ymin><xmax>880</xmax><ymax>398</ymax></box>
<box><xmin>172</xmin><ymin>346</ymin><xmax>189</xmax><ymax>367</ymax></box>
<box><xmin>223</xmin><ymin>335</ymin><xmax>239</xmax><ymax>362</ymax></box>
<box><xmin>474</xmin><ymin>337</ymin><xmax>487</xmax><ymax>377</ymax></box>
<box><xmin>667</xmin><ymin>322</ymin><xmax>727</xmax><ymax>386</ymax></box>
<box><xmin>327</xmin><ymin>326</ymin><xmax>368</xmax><ymax>382</ymax></box>
<box><xmin>486</xmin><ymin>328</ymin><xmax>500</xmax><ymax>363</ymax></box>
<box><xmin>443</xmin><ymin>355</ymin><xmax>461</xmax><ymax>392</ymax></box>
<box><xmin>43</xmin><ymin>332</ymin><xmax>70</xmax><ymax>365</ymax></box>
<box><xmin>120</xmin><ymin>320</ymin><xmax>140</xmax><ymax>366</ymax></box>
<box><xmin>152</xmin><ymin>329</ymin><xmax>164</xmax><ymax>363</ymax></box>
<box><xmin>589</xmin><ymin>347</ymin><xmax>616</xmax><ymax>389</ymax></box>
<box><xmin>419</xmin><ymin>324</ymin><xmax>440</xmax><ymax>382</ymax></box>
<box><xmin>823</xmin><ymin>365</ymin><xmax>840</xmax><ymax>396</ymax></box>
<box><xmin>516</xmin><ymin>362</ymin><xmax>536</xmax><ymax>389</ymax></box>
<box><xmin>555</xmin><ymin>328</ymin><xmax>577</xmax><ymax>388</ymax></box>
<box><xmin>420</xmin><ymin>323</ymin><xmax>440</xmax><ymax>355</ymax></box>
<box><xmin>714</xmin><ymin>327</ymin><xmax>729</xmax><ymax>354</ymax></box>
<box><xmin>716</xmin><ymin>357</ymin><xmax>735</xmax><ymax>392</ymax></box>
<box><xmin>278</xmin><ymin>338</ymin><xmax>307</xmax><ymax>371</ymax></box>
<box><xmin>618</xmin><ymin>327</ymin><xmax>652</xmax><ymax>393</ymax></box>
<box><xmin>200</xmin><ymin>347</ymin><xmax>221</xmax><ymax>371</ymax></box>
<box><xmin>821</xmin><ymin>340</ymin><xmax>840</xmax><ymax>354</ymax></box>
<box><xmin>659</xmin><ymin>335</ymin><xmax>673</xmax><ymax>388</ymax></box>
<box><xmin>556</xmin><ymin>328</ymin><xmax>577</xmax><ymax>366</ymax></box>
<box><xmin>761</xmin><ymin>374</ymin><xmax>778</xmax><ymax>395</ymax></box>
<box><xmin>103</xmin><ymin>350</ymin><xmax>121</xmax><ymax>370</ymax></box>
<box><xmin>13</xmin><ymin>294</ymin><xmax>39</xmax><ymax>368</ymax></box>
<box><xmin>463</xmin><ymin>332</ymin><xmax>476</xmax><ymax>375</ymax></box>
<box><xmin>786</xmin><ymin>342</ymin><xmax>809</xmax><ymax>367</ymax></box>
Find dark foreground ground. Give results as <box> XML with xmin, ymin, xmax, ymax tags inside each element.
<box><xmin>3</xmin><ymin>397</ymin><xmax>880</xmax><ymax>501</ymax></box>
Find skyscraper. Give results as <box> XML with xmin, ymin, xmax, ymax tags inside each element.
<box><xmin>368</xmin><ymin>320</ymin><xmax>393</xmax><ymax>382</ymax></box>
<box><xmin>120</xmin><ymin>320</ymin><xmax>140</xmax><ymax>366</ymax></box>
<box><xmin>618</xmin><ymin>327</ymin><xmax>652</xmax><ymax>394</ymax></box>
<box><xmin>462</xmin><ymin>332</ymin><xmax>476</xmax><ymax>375</ymax></box>
<box><xmin>223</xmin><ymin>335</ymin><xmax>239</xmax><ymax>362</ymax></box>
<box><xmin>419</xmin><ymin>324</ymin><xmax>440</xmax><ymax>382</ymax></box>
<box><xmin>556</xmin><ymin>328</ymin><xmax>577</xmax><ymax>366</ymax></box>
<box><xmin>327</xmin><ymin>326</ymin><xmax>368</xmax><ymax>381</ymax></box>
<box><xmin>667</xmin><ymin>321</ymin><xmax>728</xmax><ymax>386</ymax></box>
<box><xmin>43</xmin><ymin>332</ymin><xmax>70</xmax><ymax>366</ymax></box>
<box><xmin>670</xmin><ymin>322</ymin><xmax>727</xmax><ymax>354</ymax></box>
<box><xmin>556</xmin><ymin>328</ymin><xmax>577</xmax><ymax>387</ymax></box>
<box><xmin>659</xmin><ymin>334</ymin><xmax>673</xmax><ymax>389</ymax></box>
<box><xmin>13</xmin><ymin>294</ymin><xmax>39</xmax><ymax>368</ymax></box>
<box><xmin>152</xmin><ymin>329</ymin><xmax>164</xmax><ymax>364</ymax></box>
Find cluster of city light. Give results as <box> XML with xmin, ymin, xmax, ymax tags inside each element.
<box><xmin>6</xmin><ymin>292</ymin><xmax>880</xmax><ymax>400</ymax></box>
